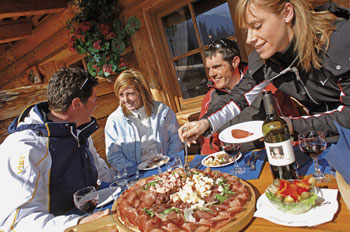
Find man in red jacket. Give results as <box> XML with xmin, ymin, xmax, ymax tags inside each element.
<box><xmin>200</xmin><ymin>39</ymin><xmax>300</xmax><ymax>155</ymax></box>
<box><xmin>199</xmin><ymin>39</ymin><xmax>248</xmax><ymax>155</ymax></box>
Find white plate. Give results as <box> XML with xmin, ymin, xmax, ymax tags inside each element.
<box><xmin>219</xmin><ymin>120</ymin><xmax>264</xmax><ymax>144</ymax></box>
<box><xmin>254</xmin><ymin>188</ymin><xmax>339</xmax><ymax>227</ymax></box>
<box><xmin>201</xmin><ymin>151</ymin><xmax>242</xmax><ymax>168</ymax></box>
<box><xmin>138</xmin><ymin>156</ymin><xmax>170</xmax><ymax>171</ymax></box>
<box><xmin>96</xmin><ymin>187</ymin><xmax>120</xmax><ymax>208</ymax></box>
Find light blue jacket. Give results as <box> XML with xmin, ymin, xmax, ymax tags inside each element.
<box><xmin>105</xmin><ymin>101</ymin><xmax>183</xmax><ymax>171</ymax></box>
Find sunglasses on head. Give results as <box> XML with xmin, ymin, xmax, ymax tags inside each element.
<box><xmin>208</xmin><ymin>39</ymin><xmax>236</xmax><ymax>54</ymax></box>
<box><xmin>79</xmin><ymin>76</ymin><xmax>90</xmax><ymax>91</ymax></box>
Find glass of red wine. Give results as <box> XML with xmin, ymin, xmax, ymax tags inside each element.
<box><xmin>221</xmin><ymin>142</ymin><xmax>245</xmax><ymax>175</ymax></box>
<box><xmin>298</xmin><ymin>131</ymin><xmax>329</xmax><ymax>183</ymax></box>
<box><xmin>73</xmin><ymin>186</ymin><xmax>99</xmax><ymax>214</ymax></box>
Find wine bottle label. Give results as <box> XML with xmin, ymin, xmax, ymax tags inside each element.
<box><xmin>264</xmin><ymin>138</ymin><xmax>295</xmax><ymax>166</ymax></box>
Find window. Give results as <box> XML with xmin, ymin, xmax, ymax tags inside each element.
<box><xmin>157</xmin><ymin>0</ymin><xmax>237</xmax><ymax>109</ymax></box>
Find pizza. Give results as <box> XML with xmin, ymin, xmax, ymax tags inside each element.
<box><xmin>114</xmin><ymin>168</ymin><xmax>254</xmax><ymax>232</ymax></box>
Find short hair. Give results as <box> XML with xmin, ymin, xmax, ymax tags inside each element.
<box><xmin>114</xmin><ymin>69</ymin><xmax>154</xmax><ymax>117</ymax></box>
<box><xmin>47</xmin><ymin>68</ymin><xmax>98</xmax><ymax>113</ymax></box>
<box><xmin>205</xmin><ymin>39</ymin><xmax>241</xmax><ymax>63</ymax></box>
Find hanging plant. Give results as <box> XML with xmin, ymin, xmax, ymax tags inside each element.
<box><xmin>67</xmin><ymin>0</ymin><xmax>140</xmax><ymax>77</ymax></box>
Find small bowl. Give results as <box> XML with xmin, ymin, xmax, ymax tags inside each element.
<box><xmin>265</xmin><ymin>182</ymin><xmax>319</xmax><ymax>214</ymax></box>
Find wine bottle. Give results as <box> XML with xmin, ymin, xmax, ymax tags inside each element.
<box><xmin>262</xmin><ymin>91</ymin><xmax>298</xmax><ymax>180</ymax></box>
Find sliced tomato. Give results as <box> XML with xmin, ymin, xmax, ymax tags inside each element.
<box><xmin>276</xmin><ymin>179</ymin><xmax>311</xmax><ymax>201</ymax></box>
<box><xmin>295</xmin><ymin>181</ymin><xmax>311</xmax><ymax>194</ymax></box>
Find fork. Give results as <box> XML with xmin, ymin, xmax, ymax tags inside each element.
<box><xmin>183</xmin><ymin>127</ymin><xmax>191</xmax><ymax>176</ymax></box>
<box><xmin>245</xmin><ymin>152</ymin><xmax>255</xmax><ymax>167</ymax></box>
<box><xmin>250</xmin><ymin>153</ymin><xmax>259</xmax><ymax>171</ymax></box>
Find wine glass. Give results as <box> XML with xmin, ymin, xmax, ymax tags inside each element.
<box><xmin>298</xmin><ymin>131</ymin><xmax>329</xmax><ymax>182</ymax></box>
<box><xmin>174</xmin><ymin>155</ymin><xmax>184</xmax><ymax>168</ymax></box>
<box><xmin>109</xmin><ymin>179</ymin><xmax>128</xmax><ymax>200</ymax></box>
<box><xmin>73</xmin><ymin>186</ymin><xmax>99</xmax><ymax>214</ymax></box>
<box><xmin>221</xmin><ymin>142</ymin><xmax>245</xmax><ymax>175</ymax></box>
<box><xmin>149</xmin><ymin>153</ymin><xmax>163</xmax><ymax>174</ymax></box>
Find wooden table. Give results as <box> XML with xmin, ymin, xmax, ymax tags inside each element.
<box><xmin>242</xmin><ymin>161</ymin><xmax>350</xmax><ymax>232</ymax></box>
<box><xmin>67</xmin><ymin>155</ymin><xmax>350</xmax><ymax>232</ymax></box>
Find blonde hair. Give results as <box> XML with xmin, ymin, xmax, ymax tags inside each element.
<box><xmin>236</xmin><ymin>0</ymin><xmax>335</xmax><ymax>71</ymax></box>
<box><xmin>114</xmin><ymin>69</ymin><xmax>154</xmax><ymax>117</ymax></box>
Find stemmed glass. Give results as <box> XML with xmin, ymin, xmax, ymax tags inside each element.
<box><xmin>298</xmin><ymin>131</ymin><xmax>329</xmax><ymax>183</ymax></box>
<box><xmin>73</xmin><ymin>186</ymin><xmax>99</xmax><ymax>214</ymax></box>
<box><xmin>149</xmin><ymin>153</ymin><xmax>164</xmax><ymax>174</ymax></box>
<box><xmin>221</xmin><ymin>142</ymin><xmax>245</xmax><ymax>175</ymax></box>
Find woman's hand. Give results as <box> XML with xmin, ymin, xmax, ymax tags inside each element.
<box><xmin>78</xmin><ymin>209</ymin><xmax>110</xmax><ymax>225</ymax></box>
<box><xmin>178</xmin><ymin>119</ymin><xmax>210</xmax><ymax>145</ymax></box>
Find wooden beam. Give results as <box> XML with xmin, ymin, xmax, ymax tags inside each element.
<box><xmin>0</xmin><ymin>27</ymin><xmax>72</xmax><ymax>90</ymax></box>
<box><xmin>0</xmin><ymin>5</ymin><xmax>76</xmax><ymax>72</ymax></box>
<box><xmin>0</xmin><ymin>0</ymin><xmax>68</xmax><ymax>19</ymax></box>
<box><xmin>0</xmin><ymin>20</ymin><xmax>32</xmax><ymax>43</ymax></box>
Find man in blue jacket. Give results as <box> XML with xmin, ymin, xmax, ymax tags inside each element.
<box><xmin>0</xmin><ymin>68</ymin><xmax>113</xmax><ymax>232</ymax></box>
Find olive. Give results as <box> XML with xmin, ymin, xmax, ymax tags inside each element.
<box><xmin>300</xmin><ymin>191</ymin><xmax>310</xmax><ymax>200</ymax></box>
<box><xmin>274</xmin><ymin>194</ymin><xmax>283</xmax><ymax>202</ymax></box>
<box><xmin>284</xmin><ymin>195</ymin><xmax>295</xmax><ymax>203</ymax></box>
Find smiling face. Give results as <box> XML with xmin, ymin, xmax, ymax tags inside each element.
<box><xmin>242</xmin><ymin>2</ymin><xmax>294</xmax><ymax>59</ymax></box>
<box><xmin>205</xmin><ymin>53</ymin><xmax>240</xmax><ymax>90</ymax></box>
<box><xmin>119</xmin><ymin>85</ymin><xmax>143</xmax><ymax>111</ymax></box>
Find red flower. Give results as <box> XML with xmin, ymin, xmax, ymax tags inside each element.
<box><xmin>106</xmin><ymin>32</ymin><xmax>117</xmax><ymax>39</ymax></box>
<box><xmin>93</xmin><ymin>40</ymin><xmax>101</xmax><ymax>50</ymax></box>
<box><xmin>99</xmin><ymin>24</ymin><xmax>110</xmax><ymax>36</ymax></box>
<box><xmin>102</xmin><ymin>64</ymin><xmax>112</xmax><ymax>74</ymax></box>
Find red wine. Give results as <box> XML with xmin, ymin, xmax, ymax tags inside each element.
<box><xmin>223</xmin><ymin>144</ymin><xmax>239</xmax><ymax>156</ymax></box>
<box><xmin>79</xmin><ymin>199</ymin><xmax>98</xmax><ymax>214</ymax></box>
<box><xmin>301</xmin><ymin>144</ymin><xmax>325</xmax><ymax>159</ymax></box>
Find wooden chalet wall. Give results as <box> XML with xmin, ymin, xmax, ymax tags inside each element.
<box><xmin>0</xmin><ymin>0</ymin><xmax>349</xmax><ymax>161</ymax></box>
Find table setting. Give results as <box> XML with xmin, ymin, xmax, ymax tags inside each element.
<box><xmin>65</xmin><ymin>121</ymin><xmax>350</xmax><ymax>232</ymax></box>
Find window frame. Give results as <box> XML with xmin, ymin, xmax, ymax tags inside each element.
<box><xmin>150</xmin><ymin>0</ymin><xmax>248</xmax><ymax>112</ymax></box>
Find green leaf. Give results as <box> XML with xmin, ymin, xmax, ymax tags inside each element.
<box><xmin>215</xmin><ymin>194</ymin><xmax>228</xmax><ymax>204</ymax></box>
<box><xmin>144</xmin><ymin>181</ymin><xmax>157</xmax><ymax>190</ymax></box>
<box><xmin>161</xmin><ymin>207</ymin><xmax>180</xmax><ymax>215</ymax></box>
<box><xmin>144</xmin><ymin>208</ymin><xmax>155</xmax><ymax>217</ymax></box>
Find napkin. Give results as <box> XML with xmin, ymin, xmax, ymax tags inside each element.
<box><xmin>254</xmin><ymin>188</ymin><xmax>339</xmax><ymax>227</ymax></box>
<box><xmin>326</xmin><ymin>122</ymin><xmax>350</xmax><ymax>184</ymax></box>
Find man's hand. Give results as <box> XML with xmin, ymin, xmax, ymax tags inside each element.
<box><xmin>78</xmin><ymin>209</ymin><xmax>110</xmax><ymax>224</ymax></box>
<box><xmin>178</xmin><ymin>119</ymin><xmax>210</xmax><ymax>145</ymax></box>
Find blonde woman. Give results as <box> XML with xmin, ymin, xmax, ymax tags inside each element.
<box><xmin>179</xmin><ymin>0</ymin><xmax>350</xmax><ymax>143</ymax></box>
<box><xmin>105</xmin><ymin>69</ymin><xmax>183</xmax><ymax>171</ymax></box>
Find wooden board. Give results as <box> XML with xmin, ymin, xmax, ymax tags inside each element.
<box><xmin>113</xmin><ymin>177</ymin><xmax>256</xmax><ymax>232</ymax></box>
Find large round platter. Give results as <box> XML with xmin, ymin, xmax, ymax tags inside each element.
<box><xmin>219</xmin><ymin>120</ymin><xmax>264</xmax><ymax>144</ymax></box>
<box><xmin>112</xmin><ymin>170</ymin><xmax>256</xmax><ymax>232</ymax></box>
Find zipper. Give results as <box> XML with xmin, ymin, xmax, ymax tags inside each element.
<box><xmin>70</xmin><ymin>126</ymin><xmax>80</xmax><ymax>147</ymax></box>
<box><xmin>291</xmin><ymin>67</ymin><xmax>320</xmax><ymax>105</ymax></box>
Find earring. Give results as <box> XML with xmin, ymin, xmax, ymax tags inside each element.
<box><xmin>285</xmin><ymin>19</ymin><xmax>289</xmax><ymax>23</ymax></box>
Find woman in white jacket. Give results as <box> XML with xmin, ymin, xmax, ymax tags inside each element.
<box><xmin>105</xmin><ymin>69</ymin><xmax>183</xmax><ymax>171</ymax></box>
